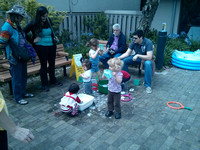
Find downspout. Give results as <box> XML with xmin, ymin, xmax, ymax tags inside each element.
<box><xmin>171</xmin><ymin>0</ymin><xmax>177</xmax><ymax>34</ymax></box>
<box><xmin>69</xmin><ymin>0</ymin><xmax>72</xmax><ymax>14</ymax></box>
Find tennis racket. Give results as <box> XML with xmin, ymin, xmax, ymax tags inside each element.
<box><xmin>167</xmin><ymin>101</ymin><xmax>192</xmax><ymax>111</ymax></box>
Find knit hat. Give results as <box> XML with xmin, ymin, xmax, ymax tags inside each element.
<box><xmin>6</xmin><ymin>5</ymin><xmax>28</xmax><ymax>18</ymax></box>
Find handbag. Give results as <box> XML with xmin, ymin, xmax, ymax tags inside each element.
<box><xmin>9</xmin><ymin>27</ymin><xmax>36</xmax><ymax>63</ymax></box>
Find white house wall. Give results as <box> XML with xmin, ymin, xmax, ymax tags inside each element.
<box><xmin>37</xmin><ymin>0</ymin><xmax>141</xmax><ymax>12</ymax></box>
<box><xmin>151</xmin><ymin>0</ymin><xmax>181</xmax><ymax>34</ymax></box>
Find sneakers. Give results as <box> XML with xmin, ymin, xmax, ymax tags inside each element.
<box><xmin>17</xmin><ymin>99</ymin><xmax>29</xmax><ymax>105</ymax></box>
<box><xmin>105</xmin><ymin>111</ymin><xmax>113</xmax><ymax>117</ymax></box>
<box><xmin>24</xmin><ymin>93</ymin><xmax>34</xmax><ymax>98</ymax></box>
<box><xmin>146</xmin><ymin>87</ymin><xmax>152</xmax><ymax>94</ymax></box>
<box><xmin>17</xmin><ymin>93</ymin><xmax>33</xmax><ymax>105</ymax></box>
<box><xmin>105</xmin><ymin>111</ymin><xmax>121</xmax><ymax>119</ymax></box>
<box><xmin>115</xmin><ymin>113</ymin><xmax>121</xmax><ymax>119</ymax></box>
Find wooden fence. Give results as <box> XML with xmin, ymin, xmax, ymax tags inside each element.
<box><xmin>59</xmin><ymin>10</ymin><xmax>142</xmax><ymax>43</ymax></box>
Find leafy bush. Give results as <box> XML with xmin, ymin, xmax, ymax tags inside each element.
<box><xmin>64</xmin><ymin>42</ymin><xmax>90</xmax><ymax>59</ymax></box>
<box><xmin>145</xmin><ymin>28</ymin><xmax>158</xmax><ymax>45</ymax></box>
<box><xmin>0</xmin><ymin>0</ymin><xmax>66</xmax><ymax>33</ymax></box>
<box><xmin>58</xmin><ymin>29</ymin><xmax>73</xmax><ymax>45</ymax></box>
<box><xmin>84</xmin><ymin>12</ymin><xmax>109</xmax><ymax>40</ymax></box>
<box><xmin>58</xmin><ymin>30</ymin><xmax>91</xmax><ymax>59</ymax></box>
<box><xmin>81</xmin><ymin>32</ymin><xmax>94</xmax><ymax>45</ymax></box>
<box><xmin>62</xmin><ymin>13</ymin><xmax>109</xmax><ymax>59</ymax></box>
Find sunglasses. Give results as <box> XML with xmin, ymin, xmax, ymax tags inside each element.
<box><xmin>133</xmin><ymin>37</ymin><xmax>138</xmax><ymax>40</ymax></box>
<box><xmin>114</xmin><ymin>29</ymin><xmax>119</xmax><ymax>31</ymax></box>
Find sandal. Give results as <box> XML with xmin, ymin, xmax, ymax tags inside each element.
<box><xmin>24</xmin><ymin>93</ymin><xmax>34</xmax><ymax>98</ymax></box>
<box><xmin>17</xmin><ymin>99</ymin><xmax>29</xmax><ymax>105</ymax></box>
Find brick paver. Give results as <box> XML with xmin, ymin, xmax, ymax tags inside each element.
<box><xmin>1</xmin><ymin>67</ymin><xmax>200</xmax><ymax>150</ymax></box>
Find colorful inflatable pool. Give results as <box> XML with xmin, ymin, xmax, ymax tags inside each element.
<box><xmin>171</xmin><ymin>50</ymin><xmax>200</xmax><ymax>70</ymax></box>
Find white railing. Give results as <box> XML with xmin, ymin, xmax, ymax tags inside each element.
<box><xmin>59</xmin><ymin>10</ymin><xmax>142</xmax><ymax>43</ymax></box>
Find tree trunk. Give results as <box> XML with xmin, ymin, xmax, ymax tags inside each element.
<box><xmin>139</xmin><ymin>0</ymin><xmax>159</xmax><ymax>34</ymax></box>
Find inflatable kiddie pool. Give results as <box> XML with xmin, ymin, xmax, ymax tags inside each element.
<box><xmin>171</xmin><ymin>50</ymin><xmax>200</xmax><ymax>70</ymax></box>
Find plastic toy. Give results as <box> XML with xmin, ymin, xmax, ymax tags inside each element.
<box><xmin>92</xmin><ymin>83</ymin><xmax>98</xmax><ymax>91</ymax></box>
<box><xmin>167</xmin><ymin>101</ymin><xmax>192</xmax><ymax>111</ymax></box>
<box><xmin>121</xmin><ymin>93</ymin><xmax>132</xmax><ymax>102</ymax></box>
<box><xmin>104</xmin><ymin>69</ymin><xmax>113</xmax><ymax>79</ymax></box>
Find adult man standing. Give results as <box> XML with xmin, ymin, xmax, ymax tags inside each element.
<box><xmin>118</xmin><ymin>30</ymin><xmax>153</xmax><ymax>94</ymax></box>
<box><xmin>99</xmin><ymin>24</ymin><xmax>126</xmax><ymax>68</ymax></box>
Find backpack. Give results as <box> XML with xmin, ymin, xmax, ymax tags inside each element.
<box><xmin>9</xmin><ymin>27</ymin><xmax>36</xmax><ymax>63</ymax></box>
<box><xmin>10</xmin><ymin>41</ymin><xmax>31</xmax><ymax>62</ymax></box>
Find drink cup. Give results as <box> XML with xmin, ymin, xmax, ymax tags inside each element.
<box><xmin>133</xmin><ymin>79</ymin><xmax>140</xmax><ymax>86</ymax></box>
<box><xmin>99</xmin><ymin>44</ymin><xmax>104</xmax><ymax>50</ymax></box>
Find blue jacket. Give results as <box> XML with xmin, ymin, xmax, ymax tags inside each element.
<box><xmin>106</xmin><ymin>32</ymin><xmax>126</xmax><ymax>54</ymax></box>
<box><xmin>0</xmin><ymin>21</ymin><xmax>19</xmax><ymax>65</ymax></box>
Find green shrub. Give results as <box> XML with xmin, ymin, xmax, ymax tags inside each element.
<box><xmin>84</xmin><ymin>12</ymin><xmax>109</xmax><ymax>40</ymax></box>
<box><xmin>190</xmin><ymin>40</ymin><xmax>200</xmax><ymax>51</ymax></box>
<box><xmin>64</xmin><ymin>42</ymin><xmax>90</xmax><ymax>59</ymax></box>
<box><xmin>63</xmin><ymin>13</ymin><xmax>109</xmax><ymax>59</ymax></box>
<box><xmin>81</xmin><ymin>32</ymin><xmax>94</xmax><ymax>45</ymax></box>
<box><xmin>0</xmin><ymin>0</ymin><xmax>65</xmax><ymax>33</ymax></box>
<box><xmin>57</xmin><ymin>29</ymin><xmax>73</xmax><ymax>45</ymax></box>
<box><xmin>145</xmin><ymin>28</ymin><xmax>158</xmax><ymax>44</ymax></box>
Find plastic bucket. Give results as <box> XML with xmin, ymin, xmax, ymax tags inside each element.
<box><xmin>133</xmin><ymin>79</ymin><xmax>140</xmax><ymax>86</ymax></box>
<box><xmin>98</xmin><ymin>80</ymin><xmax>108</xmax><ymax>94</ymax></box>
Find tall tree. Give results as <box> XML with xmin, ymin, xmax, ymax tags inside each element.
<box><xmin>139</xmin><ymin>0</ymin><xmax>160</xmax><ymax>34</ymax></box>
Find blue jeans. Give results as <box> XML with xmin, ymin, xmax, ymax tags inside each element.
<box><xmin>122</xmin><ymin>55</ymin><xmax>152</xmax><ymax>87</ymax></box>
<box><xmin>99</xmin><ymin>52</ymin><xmax>122</xmax><ymax>68</ymax></box>
<box><xmin>121</xmin><ymin>76</ymin><xmax>131</xmax><ymax>90</ymax></box>
<box><xmin>10</xmin><ymin>60</ymin><xmax>27</xmax><ymax>102</ymax></box>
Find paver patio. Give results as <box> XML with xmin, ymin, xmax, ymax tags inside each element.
<box><xmin>1</xmin><ymin>67</ymin><xmax>200</xmax><ymax>150</ymax></box>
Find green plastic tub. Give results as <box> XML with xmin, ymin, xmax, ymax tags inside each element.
<box><xmin>98</xmin><ymin>80</ymin><xmax>108</xmax><ymax>94</ymax></box>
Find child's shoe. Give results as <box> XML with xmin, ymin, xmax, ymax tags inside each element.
<box><xmin>115</xmin><ymin>113</ymin><xmax>121</xmax><ymax>119</ymax></box>
<box><xmin>121</xmin><ymin>91</ymin><xmax>125</xmax><ymax>94</ymax></box>
<box><xmin>105</xmin><ymin>111</ymin><xmax>113</xmax><ymax>117</ymax></box>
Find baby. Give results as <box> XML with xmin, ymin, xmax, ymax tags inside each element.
<box><xmin>102</xmin><ymin>58</ymin><xmax>123</xmax><ymax>119</ymax></box>
<box><xmin>79</xmin><ymin>59</ymin><xmax>93</xmax><ymax>95</ymax></box>
<box><xmin>88</xmin><ymin>38</ymin><xmax>103</xmax><ymax>80</ymax></box>
<box><xmin>59</xmin><ymin>83</ymin><xmax>82</xmax><ymax>116</ymax></box>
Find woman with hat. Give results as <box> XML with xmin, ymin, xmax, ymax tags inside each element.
<box><xmin>24</xmin><ymin>6</ymin><xmax>62</xmax><ymax>92</ymax></box>
<box><xmin>0</xmin><ymin>5</ymin><xmax>34</xmax><ymax>105</ymax></box>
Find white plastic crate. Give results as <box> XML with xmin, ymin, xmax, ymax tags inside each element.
<box><xmin>78</xmin><ymin>94</ymin><xmax>94</xmax><ymax>111</ymax></box>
